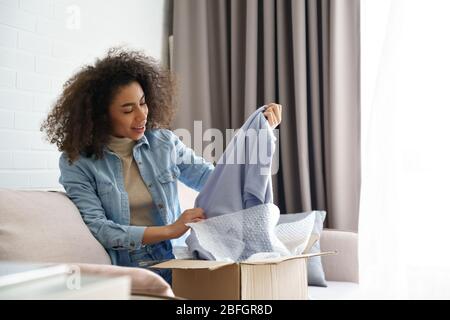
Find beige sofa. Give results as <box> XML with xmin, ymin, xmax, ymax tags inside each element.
<box><xmin>309</xmin><ymin>229</ymin><xmax>360</xmax><ymax>299</ymax></box>
<box><xmin>0</xmin><ymin>188</ymin><xmax>175</xmax><ymax>299</ymax></box>
<box><xmin>0</xmin><ymin>187</ymin><xmax>359</xmax><ymax>300</ymax></box>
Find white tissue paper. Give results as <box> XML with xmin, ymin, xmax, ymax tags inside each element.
<box><xmin>186</xmin><ymin>203</ymin><xmax>315</xmax><ymax>262</ymax></box>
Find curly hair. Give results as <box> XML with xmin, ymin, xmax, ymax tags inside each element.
<box><xmin>41</xmin><ymin>47</ymin><xmax>177</xmax><ymax>164</ymax></box>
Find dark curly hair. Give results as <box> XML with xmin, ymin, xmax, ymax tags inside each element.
<box><xmin>41</xmin><ymin>47</ymin><xmax>177</xmax><ymax>164</ymax></box>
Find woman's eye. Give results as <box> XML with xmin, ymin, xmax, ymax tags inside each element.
<box><xmin>124</xmin><ymin>109</ymin><xmax>133</xmax><ymax>114</ymax></box>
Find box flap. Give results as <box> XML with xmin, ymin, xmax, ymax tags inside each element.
<box><xmin>239</xmin><ymin>251</ymin><xmax>337</xmax><ymax>265</ymax></box>
<box><xmin>152</xmin><ymin>259</ymin><xmax>236</xmax><ymax>271</ymax></box>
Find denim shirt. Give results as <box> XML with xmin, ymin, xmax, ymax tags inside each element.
<box><xmin>58</xmin><ymin>129</ymin><xmax>214</xmax><ymax>266</ymax></box>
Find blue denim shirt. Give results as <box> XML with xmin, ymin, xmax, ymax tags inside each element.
<box><xmin>58</xmin><ymin>129</ymin><xmax>214</xmax><ymax>267</ymax></box>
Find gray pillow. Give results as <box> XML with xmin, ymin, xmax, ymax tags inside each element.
<box><xmin>278</xmin><ymin>210</ymin><xmax>327</xmax><ymax>287</ymax></box>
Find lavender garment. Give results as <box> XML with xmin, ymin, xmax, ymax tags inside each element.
<box><xmin>186</xmin><ymin>106</ymin><xmax>277</xmax><ymax>259</ymax></box>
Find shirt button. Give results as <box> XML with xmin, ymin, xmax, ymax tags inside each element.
<box><xmin>148</xmin><ymin>183</ymin><xmax>152</xmax><ymax>188</ymax></box>
<box><xmin>158</xmin><ymin>204</ymin><xmax>164</xmax><ymax>209</ymax></box>
<box><xmin>138</xmin><ymin>161</ymin><xmax>142</xmax><ymax>165</ymax></box>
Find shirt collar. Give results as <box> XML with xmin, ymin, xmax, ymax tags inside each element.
<box><xmin>135</xmin><ymin>133</ymin><xmax>149</xmax><ymax>149</ymax></box>
<box><xmin>103</xmin><ymin>133</ymin><xmax>149</xmax><ymax>155</ymax></box>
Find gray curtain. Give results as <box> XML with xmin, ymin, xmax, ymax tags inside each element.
<box><xmin>163</xmin><ymin>0</ymin><xmax>360</xmax><ymax>232</ymax></box>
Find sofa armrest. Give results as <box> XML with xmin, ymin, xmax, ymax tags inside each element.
<box><xmin>320</xmin><ymin>229</ymin><xmax>359</xmax><ymax>283</ymax></box>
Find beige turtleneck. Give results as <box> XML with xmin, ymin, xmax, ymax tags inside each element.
<box><xmin>107</xmin><ymin>135</ymin><xmax>154</xmax><ymax>226</ymax></box>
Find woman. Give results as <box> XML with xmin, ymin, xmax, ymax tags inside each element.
<box><xmin>41</xmin><ymin>48</ymin><xmax>282</xmax><ymax>285</ymax></box>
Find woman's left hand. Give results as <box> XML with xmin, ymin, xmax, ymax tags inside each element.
<box><xmin>263</xmin><ymin>103</ymin><xmax>282</xmax><ymax>129</ymax></box>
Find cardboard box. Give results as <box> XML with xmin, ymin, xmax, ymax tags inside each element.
<box><xmin>153</xmin><ymin>251</ymin><xmax>336</xmax><ymax>300</ymax></box>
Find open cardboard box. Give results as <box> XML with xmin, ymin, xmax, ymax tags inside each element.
<box><xmin>153</xmin><ymin>251</ymin><xmax>336</xmax><ymax>300</ymax></box>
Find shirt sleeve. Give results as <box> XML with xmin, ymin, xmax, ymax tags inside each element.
<box><xmin>160</xmin><ymin>129</ymin><xmax>215</xmax><ymax>192</ymax></box>
<box><xmin>59</xmin><ymin>154</ymin><xmax>146</xmax><ymax>251</ymax></box>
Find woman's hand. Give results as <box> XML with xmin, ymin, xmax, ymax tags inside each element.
<box><xmin>263</xmin><ymin>103</ymin><xmax>282</xmax><ymax>129</ymax></box>
<box><xmin>169</xmin><ymin>208</ymin><xmax>205</xmax><ymax>239</ymax></box>
<box><xmin>142</xmin><ymin>208</ymin><xmax>205</xmax><ymax>245</ymax></box>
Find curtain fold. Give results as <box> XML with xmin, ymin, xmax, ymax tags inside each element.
<box><xmin>165</xmin><ymin>0</ymin><xmax>360</xmax><ymax>232</ymax></box>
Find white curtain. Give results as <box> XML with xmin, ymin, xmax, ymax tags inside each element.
<box><xmin>360</xmin><ymin>0</ymin><xmax>450</xmax><ymax>299</ymax></box>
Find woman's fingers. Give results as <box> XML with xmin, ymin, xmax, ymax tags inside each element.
<box><xmin>190</xmin><ymin>208</ymin><xmax>205</xmax><ymax>219</ymax></box>
<box><xmin>268</xmin><ymin>103</ymin><xmax>282</xmax><ymax>123</ymax></box>
<box><xmin>263</xmin><ymin>111</ymin><xmax>273</xmax><ymax>127</ymax></box>
<box><xmin>269</xmin><ymin>112</ymin><xmax>276</xmax><ymax>127</ymax></box>
<box><xmin>264</xmin><ymin>103</ymin><xmax>282</xmax><ymax>128</ymax></box>
<box><xmin>272</xmin><ymin>104</ymin><xmax>282</xmax><ymax>123</ymax></box>
<box><xmin>264</xmin><ymin>105</ymin><xmax>281</xmax><ymax>128</ymax></box>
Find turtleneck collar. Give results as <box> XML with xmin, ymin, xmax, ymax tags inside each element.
<box><xmin>107</xmin><ymin>135</ymin><xmax>136</xmax><ymax>158</ymax></box>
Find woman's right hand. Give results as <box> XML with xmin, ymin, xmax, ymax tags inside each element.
<box><xmin>169</xmin><ymin>208</ymin><xmax>205</xmax><ymax>239</ymax></box>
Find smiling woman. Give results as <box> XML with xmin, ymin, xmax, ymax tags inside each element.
<box><xmin>39</xmin><ymin>47</ymin><xmax>216</xmax><ymax>286</ymax></box>
<box><xmin>41</xmin><ymin>47</ymin><xmax>176</xmax><ymax>164</ymax></box>
<box><xmin>109</xmin><ymin>81</ymin><xmax>149</xmax><ymax>140</ymax></box>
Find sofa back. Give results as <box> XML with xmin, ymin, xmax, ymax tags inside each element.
<box><xmin>0</xmin><ymin>189</ymin><xmax>111</xmax><ymax>265</ymax></box>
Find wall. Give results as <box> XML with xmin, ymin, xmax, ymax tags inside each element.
<box><xmin>0</xmin><ymin>0</ymin><xmax>164</xmax><ymax>188</ymax></box>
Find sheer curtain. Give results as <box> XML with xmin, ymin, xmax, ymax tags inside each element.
<box><xmin>360</xmin><ymin>0</ymin><xmax>450</xmax><ymax>299</ymax></box>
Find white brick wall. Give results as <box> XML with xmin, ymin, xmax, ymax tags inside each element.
<box><xmin>0</xmin><ymin>67</ymin><xmax>15</xmax><ymax>87</ymax></box>
<box><xmin>0</xmin><ymin>0</ymin><xmax>164</xmax><ymax>189</ymax></box>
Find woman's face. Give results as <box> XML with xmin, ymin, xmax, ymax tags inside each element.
<box><xmin>109</xmin><ymin>81</ymin><xmax>148</xmax><ymax>140</ymax></box>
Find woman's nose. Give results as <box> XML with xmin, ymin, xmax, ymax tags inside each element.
<box><xmin>136</xmin><ymin>106</ymin><xmax>147</xmax><ymax>121</ymax></box>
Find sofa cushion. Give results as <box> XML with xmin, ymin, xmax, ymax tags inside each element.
<box><xmin>76</xmin><ymin>263</ymin><xmax>174</xmax><ymax>298</ymax></box>
<box><xmin>0</xmin><ymin>189</ymin><xmax>111</xmax><ymax>265</ymax></box>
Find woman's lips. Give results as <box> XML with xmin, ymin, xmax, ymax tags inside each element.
<box><xmin>132</xmin><ymin>126</ymin><xmax>145</xmax><ymax>133</ymax></box>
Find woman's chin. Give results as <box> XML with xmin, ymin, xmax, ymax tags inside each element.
<box><xmin>131</xmin><ymin>132</ymin><xmax>145</xmax><ymax>141</ymax></box>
